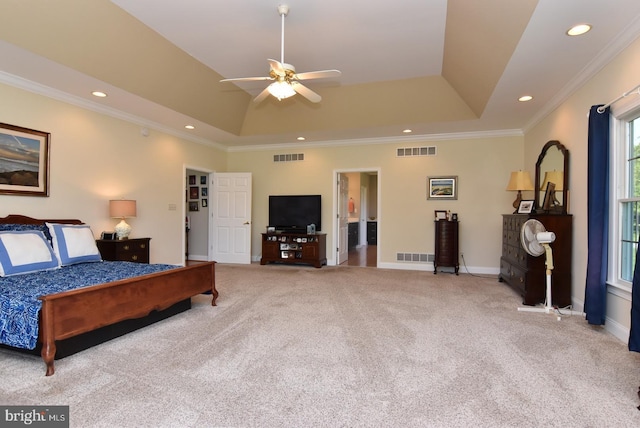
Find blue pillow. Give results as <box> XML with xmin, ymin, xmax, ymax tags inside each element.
<box><xmin>0</xmin><ymin>223</ymin><xmax>52</xmax><ymax>242</ymax></box>
<box><xmin>46</xmin><ymin>223</ymin><xmax>102</xmax><ymax>266</ymax></box>
<box><xmin>0</xmin><ymin>230</ymin><xmax>60</xmax><ymax>276</ymax></box>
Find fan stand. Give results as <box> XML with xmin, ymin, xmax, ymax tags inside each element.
<box><xmin>517</xmin><ymin>243</ymin><xmax>583</xmax><ymax>320</ymax></box>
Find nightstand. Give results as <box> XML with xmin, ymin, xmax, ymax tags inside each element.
<box><xmin>96</xmin><ymin>238</ymin><xmax>150</xmax><ymax>264</ymax></box>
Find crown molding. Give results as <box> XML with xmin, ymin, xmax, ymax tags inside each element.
<box><xmin>0</xmin><ymin>71</ymin><xmax>227</xmax><ymax>151</ymax></box>
<box><xmin>523</xmin><ymin>15</ymin><xmax>640</xmax><ymax>133</ymax></box>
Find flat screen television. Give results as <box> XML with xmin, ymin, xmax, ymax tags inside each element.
<box><xmin>269</xmin><ymin>195</ymin><xmax>321</xmax><ymax>233</ymax></box>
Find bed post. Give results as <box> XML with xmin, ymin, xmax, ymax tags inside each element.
<box><xmin>210</xmin><ymin>261</ymin><xmax>218</xmax><ymax>306</ymax></box>
<box><xmin>40</xmin><ymin>300</ymin><xmax>57</xmax><ymax>376</ymax></box>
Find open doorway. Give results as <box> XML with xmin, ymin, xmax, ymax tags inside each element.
<box><xmin>334</xmin><ymin>169</ymin><xmax>379</xmax><ymax>267</ymax></box>
<box><xmin>184</xmin><ymin>167</ymin><xmax>212</xmax><ymax>265</ymax></box>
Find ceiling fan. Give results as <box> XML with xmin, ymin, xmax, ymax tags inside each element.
<box><xmin>219</xmin><ymin>4</ymin><xmax>341</xmax><ymax>103</ymax></box>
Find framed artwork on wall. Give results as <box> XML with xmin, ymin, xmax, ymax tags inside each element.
<box><xmin>427</xmin><ymin>176</ymin><xmax>457</xmax><ymax>200</ymax></box>
<box><xmin>189</xmin><ymin>186</ymin><xmax>199</xmax><ymax>200</ymax></box>
<box><xmin>0</xmin><ymin>122</ymin><xmax>50</xmax><ymax>196</ymax></box>
<box><xmin>189</xmin><ymin>201</ymin><xmax>199</xmax><ymax>212</ymax></box>
<box><xmin>188</xmin><ymin>175</ymin><xmax>196</xmax><ymax>185</ymax></box>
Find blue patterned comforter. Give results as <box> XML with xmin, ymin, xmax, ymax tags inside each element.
<box><xmin>0</xmin><ymin>261</ymin><xmax>177</xmax><ymax>350</ymax></box>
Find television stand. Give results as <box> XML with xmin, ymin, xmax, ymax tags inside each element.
<box><xmin>261</xmin><ymin>232</ymin><xmax>327</xmax><ymax>268</ymax></box>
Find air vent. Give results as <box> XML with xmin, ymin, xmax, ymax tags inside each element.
<box><xmin>396</xmin><ymin>252</ymin><xmax>433</xmax><ymax>263</ymax></box>
<box><xmin>273</xmin><ymin>153</ymin><xmax>305</xmax><ymax>162</ymax></box>
<box><xmin>396</xmin><ymin>146</ymin><xmax>436</xmax><ymax>157</ymax></box>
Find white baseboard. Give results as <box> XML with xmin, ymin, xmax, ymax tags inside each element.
<box><xmin>605</xmin><ymin>316</ymin><xmax>630</xmax><ymax>343</ymax></box>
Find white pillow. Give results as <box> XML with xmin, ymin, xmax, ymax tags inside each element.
<box><xmin>0</xmin><ymin>230</ymin><xmax>60</xmax><ymax>276</ymax></box>
<box><xmin>46</xmin><ymin>223</ymin><xmax>102</xmax><ymax>266</ymax></box>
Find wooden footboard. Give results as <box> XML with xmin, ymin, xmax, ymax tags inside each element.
<box><xmin>38</xmin><ymin>261</ymin><xmax>216</xmax><ymax>375</ymax></box>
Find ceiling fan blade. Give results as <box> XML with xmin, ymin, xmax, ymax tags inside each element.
<box><xmin>253</xmin><ymin>87</ymin><xmax>271</xmax><ymax>104</ymax></box>
<box><xmin>291</xmin><ymin>82</ymin><xmax>321</xmax><ymax>103</ymax></box>
<box><xmin>294</xmin><ymin>69</ymin><xmax>342</xmax><ymax>80</ymax></box>
<box><xmin>220</xmin><ymin>76</ymin><xmax>272</xmax><ymax>82</ymax></box>
<box><xmin>268</xmin><ymin>59</ymin><xmax>286</xmax><ymax>76</ymax></box>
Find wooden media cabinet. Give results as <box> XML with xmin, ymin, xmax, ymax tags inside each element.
<box><xmin>261</xmin><ymin>232</ymin><xmax>327</xmax><ymax>268</ymax></box>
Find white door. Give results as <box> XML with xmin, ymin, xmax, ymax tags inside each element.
<box><xmin>212</xmin><ymin>172</ymin><xmax>252</xmax><ymax>264</ymax></box>
<box><xmin>337</xmin><ymin>173</ymin><xmax>349</xmax><ymax>265</ymax></box>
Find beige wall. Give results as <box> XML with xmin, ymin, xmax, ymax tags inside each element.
<box><xmin>525</xmin><ymin>35</ymin><xmax>640</xmax><ymax>340</ymax></box>
<box><xmin>228</xmin><ymin>136</ymin><xmax>523</xmax><ymax>270</ymax></box>
<box><xmin>0</xmin><ymin>83</ymin><xmax>226</xmax><ymax>265</ymax></box>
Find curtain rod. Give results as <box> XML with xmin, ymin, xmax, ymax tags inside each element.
<box><xmin>597</xmin><ymin>83</ymin><xmax>640</xmax><ymax>113</ymax></box>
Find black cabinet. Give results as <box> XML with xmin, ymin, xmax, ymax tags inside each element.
<box><xmin>434</xmin><ymin>220</ymin><xmax>459</xmax><ymax>274</ymax></box>
<box><xmin>348</xmin><ymin>222</ymin><xmax>358</xmax><ymax>250</ymax></box>
<box><xmin>367</xmin><ymin>221</ymin><xmax>377</xmax><ymax>245</ymax></box>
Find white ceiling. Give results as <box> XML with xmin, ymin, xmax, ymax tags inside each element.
<box><xmin>2</xmin><ymin>0</ymin><xmax>640</xmax><ymax>148</ymax></box>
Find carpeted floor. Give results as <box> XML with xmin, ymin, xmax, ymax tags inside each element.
<box><xmin>1</xmin><ymin>263</ymin><xmax>640</xmax><ymax>427</ymax></box>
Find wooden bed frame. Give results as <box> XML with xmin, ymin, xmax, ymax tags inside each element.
<box><xmin>0</xmin><ymin>215</ymin><xmax>217</xmax><ymax>376</ymax></box>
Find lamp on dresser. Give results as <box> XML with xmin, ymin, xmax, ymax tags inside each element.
<box><xmin>506</xmin><ymin>170</ymin><xmax>534</xmax><ymax>213</ymax></box>
<box><xmin>109</xmin><ymin>199</ymin><xmax>137</xmax><ymax>240</ymax></box>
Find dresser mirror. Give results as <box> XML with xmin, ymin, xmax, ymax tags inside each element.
<box><xmin>534</xmin><ymin>140</ymin><xmax>569</xmax><ymax>214</ymax></box>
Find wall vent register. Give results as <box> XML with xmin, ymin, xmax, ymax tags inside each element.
<box><xmin>396</xmin><ymin>146</ymin><xmax>436</xmax><ymax>157</ymax></box>
<box><xmin>273</xmin><ymin>153</ymin><xmax>304</xmax><ymax>162</ymax></box>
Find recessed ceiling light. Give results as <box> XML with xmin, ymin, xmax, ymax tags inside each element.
<box><xmin>403</xmin><ymin>129</ymin><xmax>412</xmax><ymax>134</ymax></box>
<box><xmin>185</xmin><ymin>125</ymin><xmax>195</xmax><ymax>130</ymax></box>
<box><xmin>567</xmin><ymin>24</ymin><xmax>591</xmax><ymax>36</ymax></box>
<box><xmin>91</xmin><ymin>91</ymin><xmax>107</xmax><ymax>97</ymax></box>
<box><xmin>297</xmin><ymin>137</ymin><xmax>305</xmax><ymax>141</ymax></box>
<box><xmin>518</xmin><ymin>95</ymin><xmax>533</xmax><ymax>102</ymax></box>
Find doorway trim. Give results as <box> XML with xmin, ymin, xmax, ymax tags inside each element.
<box><xmin>332</xmin><ymin>168</ymin><xmax>381</xmax><ymax>267</ymax></box>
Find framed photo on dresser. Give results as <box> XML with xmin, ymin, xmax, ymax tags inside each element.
<box><xmin>518</xmin><ymin>200</ymin><xmax>534</xmax><ymax>214</ymax></box>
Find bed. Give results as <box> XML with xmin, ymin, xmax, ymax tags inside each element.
<box><xmin>0</xmin><ymin>215</ymin><xmax>217</xmax><ymax>376</ymax></box>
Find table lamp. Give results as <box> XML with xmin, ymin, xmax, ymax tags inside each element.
<box><xmin>109</xmin><ymin>199</ymin><xmax>137</xmax><ymax>240</ymax></box>
<box><xmin>506</xmin><ymin>171</ymin><xmax>534</xmax><ymax>213</ymax></box>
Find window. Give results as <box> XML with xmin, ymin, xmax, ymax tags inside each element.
<box><xmin>617</xmin><ymin>113</ymin><xmax>640</xmax><ymax>283</ymax></box>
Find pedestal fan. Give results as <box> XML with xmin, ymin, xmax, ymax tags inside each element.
<box><xmin>517</xmin><ymin>219</ymin><xmax>582</xmax><ymax>319</ymax></box>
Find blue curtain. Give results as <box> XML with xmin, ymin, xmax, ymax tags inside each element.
<box><xmin>629</xmin><ymin>243</ymin><xmax>640</xmax><ymax>351</ymax></box>
<box><xmin>584</xmin><ymin>105</ymin><xmax>610</xmax><ymax>325</ymax></box>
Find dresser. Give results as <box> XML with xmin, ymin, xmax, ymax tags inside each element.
<box><xmin>434</xmin><ymin>219</ymin><xmax>459</xmax><ymax>274</ymax></box>
<box><xmin>96</xmin><ymin>238</ymin><xmax>151</xmax><ymax>264</ymax></box>
<box><xmin>499</xmin><ymin>214</ymin><xmax>572</xmax><ymax>306</ymax></box>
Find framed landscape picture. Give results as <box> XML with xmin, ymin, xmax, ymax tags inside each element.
<box><xmin>427</xmin><ymin>176</ymin><xmax>457</xmax><ymax>200</ymax></box>
<box><xmin>0</xmin><ymin>123</ymin><xmax>50</xmax><ymax>196</ymax></box>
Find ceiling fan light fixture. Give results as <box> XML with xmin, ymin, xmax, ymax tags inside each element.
<box><xmin>267</xmin><ymin>80</ymin><xmax>296</xmax><ymax>100</ymax></box>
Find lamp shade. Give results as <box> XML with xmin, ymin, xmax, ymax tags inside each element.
<box><xmin>506</xmin><ymin>171</ymin><xmax>534</xmax><ymax>191</ymax></box>
<box><xmin>109</xmin><ymin>200</ymin><xmax>137</xmax><ymax>218</ymax></box>
<box><xmin>540</xmin><ymin>170</ymin><xmax>564</xmax><ymax>191</ymax></box>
